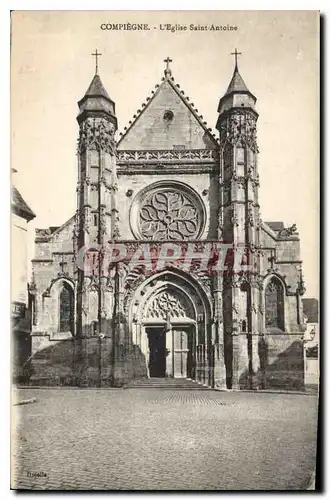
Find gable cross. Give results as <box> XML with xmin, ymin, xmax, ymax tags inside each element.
<box><xmin>164</xmin><ymin>56</ymin><xmax>173</xmax><ymax>76</ymax></box>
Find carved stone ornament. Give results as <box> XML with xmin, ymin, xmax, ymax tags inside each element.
<box><xmin>117</xmin><ymin>262</ymin><xmax>127</xmax><ymax>292</ymax></box>
<box><xmin>297</xmin><ymin>265</ymin><xmax>306</xmax><ymax>296</ymax></box>
<box><xmin>249</xmin><ymin>303</ymin><xmax>258</xmax><ymax>314</ymax></box>
<box><xmin>135</xmin><ymin>186</ymin><xmax>204</xmax><ymax>240</ymax></box>
<box><xmin>78</xmin><ymin>118</ymin><xmax>115</xmax><ymax>155</ymax></box>
<box><xmin>232</xmin><ymin>302</ymin><xmax>239</xmax><ymax>314</ymax></box>
<box><xmin>99</xmin><ymin>209</ymin><xmax>107</xmax><ymax>235</ymax></box>
<box><xmin>255</xmin><ymin>216</ymin><xmax>263</xmax><ymax>229</ymax></box>
<box><xmin>278</xmin><ymin>223</ymin><xmax>298</xmax><ymax>238</ymax></box>
<box><xmin>117</xmin><ymin>149</ymin><xmax>218</xmax><ymax>163</ymax></box>
<box><xmin>111</xmin><ymin>210</ymin><xmax>120</xmax><ymax>239</ymax></box>
<box><xmin>231</xmin><ymin>207</ymin><xmax>239</xmax><ymax>227</ymax></box>
<box><xmin>100</xmin><ymin>307</ymin><xmax>108</xmax><ymax>319</ymax></box>
<box><xmin>247</xmin><ymin>208</ymin><xmax>254</xmax><ymax>227</ymax></box>
<box><xmin>144</xmin><ymin>290</ymin><xmax>194</xmax><ymax>320</ymax></box>
<box><xmin>82</xmin><ymin>304</ymin><xmax>89</xmax><ymax>316</ymax></box>
<box><xmin>232</xmin><ymin>274</ymin><xmax>242</xmax><ymax>288</ymax></box>
<box><xmin>220</xmin><ymin>111</ymin><xmax>258</xmax><ymax>153</ymax></box>
<box><xmin>35</xmin><ymin>228</ymin><xmax>51</xmax><ymax>237</ymax></box>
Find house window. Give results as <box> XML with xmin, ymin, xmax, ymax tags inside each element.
<box><xmin>59</xmin><ymin>283</ymin><xmax>74</xmax><ymax>332</ymax></box>
<box><xmin>265</xmin><ymin>278</ymin><xmax>284</xmax><ymax>331</ymax></box>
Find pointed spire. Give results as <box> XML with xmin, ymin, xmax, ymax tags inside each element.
<box><xmin>224</xmin><ymin>49</ymin><xmax>250</xmax><ymax>96</ymax></box>
<box><xmin>217</xmin><ymin>50</ymin><xmax>257</xmax><ymax>116</ymax></box>
<box><xmin>84</xmin><ymin>74</ymin><xmax>111</xmax><ymax>100</ymax></box>
<box><xmin>77</xmin><ymin>51</ymin><xmax>117</xmax><ymax>127</ymax></box>
<box><xmin>225</xmin><ymin>65</ymin><xmax>250</xmax><ymax>95</ymax></box>
<box><xmin>216</xmin><ymin>50</ymin><xmax>257</xmax><ymax>128</ymax></box>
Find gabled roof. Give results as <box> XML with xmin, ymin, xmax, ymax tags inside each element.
<box><xmin>265</xmin><ymin>221</ymin><xmax>284</xmax><ymax>232</ymax></box>
<box><xmin>35</xmin><ymin>214</ymin><xmax>75</xmax><ymax>241</ymax></box>
<box><xmin>11</xmin><ymin>187</ymin><xmax>36</xmax><ymax>222</ymax></box>
<box><xmin>117</xmin><ymin>72</ymin><xmax>219</xmax><ymax>149</ymax></box>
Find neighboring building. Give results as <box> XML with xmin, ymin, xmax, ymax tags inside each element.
<box><xmin>11</xmin><ymin>178</ymin><xmax>36</xmax><ymax>380</ymax></box>
<box><xmin>29</xmin><ymin>56</ymin><xmax>307</xmax><ymax>389</ymax></box>
<box><xmin>303</xmin><ymin>298</ymin><xmax>319</xmax><ymax>386</ymax></box>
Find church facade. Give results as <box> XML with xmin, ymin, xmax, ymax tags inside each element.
<box><xmin>28</xmin><ymin>55</ymin><xmax>306</xmax><ymax>389</ymax></box>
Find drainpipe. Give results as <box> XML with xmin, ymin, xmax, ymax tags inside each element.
<box><xmin>98</xmin><ymin>332</ymin><xmax>105</xmax><ymax>388</ymax></box>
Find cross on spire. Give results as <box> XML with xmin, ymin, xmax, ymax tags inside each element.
<box><xmin>231</xmin><ymin>48</ymin><xmax>242</xmax><ymax>70</ymax></box>
<box><xmin>164</xmin><ymin>56</ymin><xmax>173</xmax><ymax>77</ymax></box>
<box><xmin>91</xmin><ymin>49</ymin><xmax>102</xmax><ymax>75</ymax></box>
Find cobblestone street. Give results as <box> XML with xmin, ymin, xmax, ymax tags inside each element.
<box><xmin>12</xmin><ymin>388</ymin><xmax>318</xmax><ymax>491</ymax></box>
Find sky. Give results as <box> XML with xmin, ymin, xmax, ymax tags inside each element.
<box><xmin>11</xmin><ymin>10</ymin><xmax>319</xmax><ymax>298</ymax></box>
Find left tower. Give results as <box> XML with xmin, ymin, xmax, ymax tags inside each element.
<box><xmin>75</xmin><ymin>61</ymin><xmax>118</xmax><ymax>337</ymax></box>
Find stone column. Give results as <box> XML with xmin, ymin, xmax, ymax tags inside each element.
<box><xmin>231</xmin><ymin>332</ymin><xmax>249</xmax><ymax>390</ymax></box>
<box><xmin>166</xmin><ymin>327</ymin><xmax>173</xmax><ymax>377</ymax></box>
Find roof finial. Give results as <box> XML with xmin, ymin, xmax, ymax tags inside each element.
<box><xmin>91</xmin><ymin>49</ymin><xmax>102</xmax><ymax>75</ymax></box>
<box><xmin>231</xmin><ymin>48</ymin><xmax>242</xmax><ymax>71</ymax></box>
<box><xmin>164</xmin><ymin>56</ymin><xmax>173</xmax><ymax>77</ymax></box>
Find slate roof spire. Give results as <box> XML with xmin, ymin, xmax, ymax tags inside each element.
<box><xmin>216</xmin><ymin>50</ymin><xmax>257</xmax><ymax>119</ymax></box>
<box><xmin>77</xmin><ymin>51</ymin><xmax>117</xmax><ymax>128</ymax></box>
<box><xmin>84</xmin><ymin>73</ymin><xmax>111</xmax><ymax>101</ymax></box>
<box><xmin>225</xmin><ymin>64</ymin><xmax>250</xmax><ymax>95</ymax></box>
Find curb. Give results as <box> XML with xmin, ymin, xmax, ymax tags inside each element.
<box><xmin>13</xmin><ymin>398</ymin><xmax>38</xmax><ymax>406</ymax></box>
<box><xmin>14</xmin><ymin>385</ymin><xmax>318</xmax><ymax>395</ymax></box>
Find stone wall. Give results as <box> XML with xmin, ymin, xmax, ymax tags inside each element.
<box><xmin>116</xmin><ymin>172</ymin><xmax>218</xmax><ymax>240</ymax></box>
<box><xmin>259</xmin><ymin>334</ymin><xmax>304</xmax><ymax>390</ymax></box>
<box><xmin>27</xmin><ymin>335</ymin><xmax>147</xmax><ymax>387</ymax></box>
<box><xmin>12</xmin><ymin>213</ymin><xmax>28</xmax><ymax>304</ymax></box>
<box><xmin>118</xmin><ymin>79</ymin><xmax>217</xmax><ymax>151</ymax></box>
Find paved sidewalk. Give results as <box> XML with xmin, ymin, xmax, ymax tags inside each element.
<box><xmin>12</xmin><ymin>388</ymin><xmax>318</xmax><ymax>490</ymax></box>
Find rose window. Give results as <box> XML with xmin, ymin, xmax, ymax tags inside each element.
<box><xmin>138</xmin><ymin>188</ymin><xmax>203</xmax><ymax>240</ymax></box>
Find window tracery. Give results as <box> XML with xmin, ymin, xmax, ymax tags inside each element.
<box><xmin>145</xmin><ymin>290</ymin><xmax>194</xmax><ymax>320</ymax></box>
<box><xmin>265</xmin><ymin>278</ymin><xmax>284</xmax><ymax>331</ymax></box>
<box><xmin>132</xmin><ymin>183</ymin><xmax>205</xmax><ymax>241</ymax></box>
<box><xmin>59</xmin><ymin>283</ymin><xmax>74</xmax><ymax>332</ymax></box>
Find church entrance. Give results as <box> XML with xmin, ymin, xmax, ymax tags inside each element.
<box><xmin>129</xmin><ymin>270</ymin><xmax>210</xmax><ymax>382</ymax></box>
<box><xmin>171</xmin><ymin>326</ymin><xmax>193</xmax><ymax>379</ymax></box>
<box><xmin>146</xmin><ymin>324</ymin><xmax>194</xmax><ymax>378</ymax></box>
<box><xmin>147</xmin><ymin>327</ymin><xmax>166</xmax><ymax>377</ymax></box>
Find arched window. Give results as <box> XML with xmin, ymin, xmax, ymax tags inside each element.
<box><xmin>265</xmin><ymin>278</ymin><xmax>284</xmax><ymax>331</ymax></box>
<box><xmin>59</xmin><ymin>283</ymin><xmax>74</xmax><ymax>333</ymax></box>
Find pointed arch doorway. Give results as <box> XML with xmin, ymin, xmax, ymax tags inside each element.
<box><xmin>129</xmin><ymin>270</ymin><xmax>210</xmax><ymax>380</ymax></box>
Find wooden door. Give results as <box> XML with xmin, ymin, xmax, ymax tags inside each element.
<box><xmin>173</xmin><ymin>329</ymin><xmax>189</xmax><ymax>378</ymax></box>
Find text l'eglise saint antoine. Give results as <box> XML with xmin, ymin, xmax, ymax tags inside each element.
<box><xmin>100</xmin><ymin>23</ymin><xmax>238</xmax><ymax>32</ymax></box>
<box><xmin>159</xmin><ymin>24</ymin><xmax>238</xmax><ymax>32</ymax></box>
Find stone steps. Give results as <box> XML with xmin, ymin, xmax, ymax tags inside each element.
<box><xmin>124</xmin><ymin>377</ymin><xmax>211</xmax><ymax>390</ymax></box>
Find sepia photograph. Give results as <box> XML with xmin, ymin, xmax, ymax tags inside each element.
<box><xmin>10</xmin><ymin>10</ymin><xmax>319</xmax><ymax>491</ymax></box>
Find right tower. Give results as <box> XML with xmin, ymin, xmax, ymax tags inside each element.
<box><xmin>216</xmin><ymin>51</ymin><xmax>261</xmax><ymax>389</ymax></box>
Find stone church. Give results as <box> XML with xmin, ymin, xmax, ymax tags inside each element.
<box><xmin>28</xmin><ymin>54</ymin><xmax>306</xmax><ymax>389</ymax></box>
